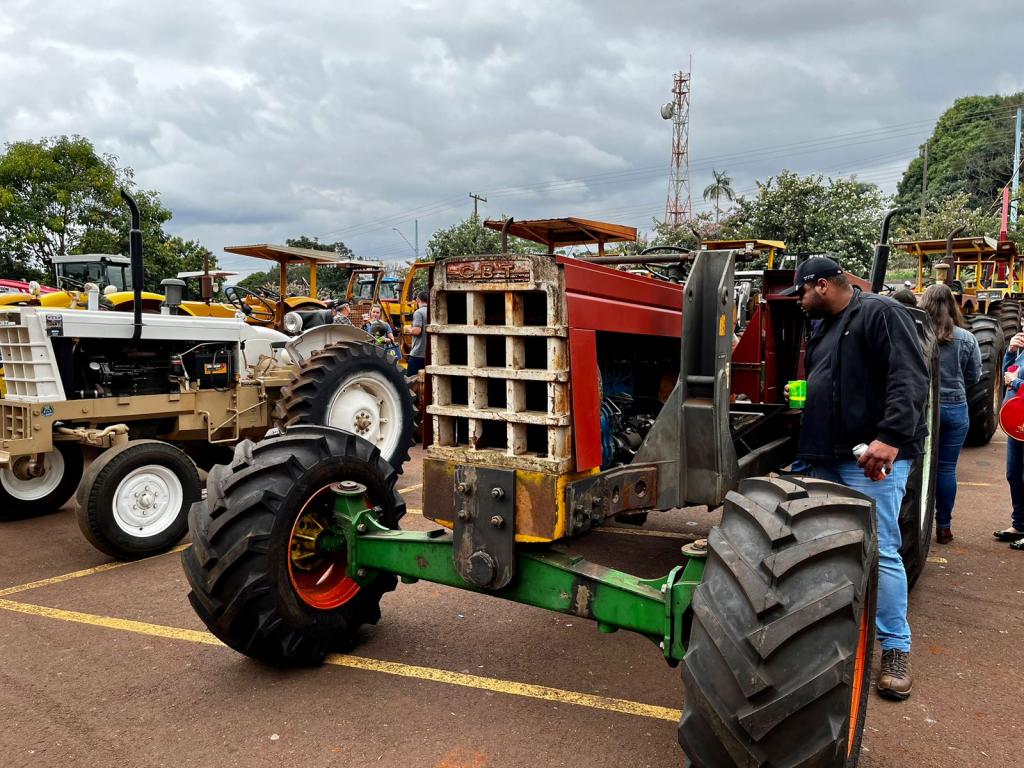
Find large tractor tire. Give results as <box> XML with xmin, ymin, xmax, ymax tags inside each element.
<box><xmin>965</xmin><ymin>314</ymin><xmax>1005</xmax><ymax>447</ymax></box>
<box><xmin>0</xmin><ymin>443</ymin><xmax>84</xmax><ymax>520</ymax></box>
<box><xmin>274</xmin><ymin>341</ymin><xmax>415</xmax><ymax>473</ymax></box>
<box><xmin>76</xmin><ymin>440</ymin><xmax>201</xmax><ymax>560</ymax></box>
<box><xmin>182</xmin><ymin>425</ymin><xmax>405</xmax><ymax>667</ymax></box>
<box><xmin>678</xmin><ymin>476</ymin><xmax>877</xmax><ymax>768</ymax></box>
<box><xmin>991</xmin><ymin>299</ymin><xmax>1021</xmax><ymax>346</ymax></box>
<box><xmin>898</xmin><ymin>309</ymin><xmax>940</xmax><ymax>588</ymax></box>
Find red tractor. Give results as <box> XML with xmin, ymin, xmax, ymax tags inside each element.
<box><xmin>183</xmin><ymin>214</ymin><xmax>937</xmax><ymax>767</ymax></box>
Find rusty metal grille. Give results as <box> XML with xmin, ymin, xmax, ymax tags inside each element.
<box><xmin>426</xmin><ymin>255</ymin><xmax>572</xmax><ymax>473</ymax></box>
<box><xmin>0</xmin><ymin>402</ymin><xmax>32</xmax><ymax>441</ymax></box>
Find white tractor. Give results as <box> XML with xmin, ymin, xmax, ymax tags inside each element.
<box><xmin>0</xmin><ymin>191</ymin><xmax>414</xmax><ymax>559</ymax></box>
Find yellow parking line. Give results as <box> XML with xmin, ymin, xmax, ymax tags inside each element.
<box><xmin>959</xmin><ymin>481</ymin><xmax>992</xmax><ymax>487</ymax></box>
<box><xmin>0</xmin><ymin>599</ymin><xmax>219</xmax><ymax>643</ymax></box>
<box><xmin>0</xmin><ymin>543</ymin><xmax>190</xmax><ymax>598</ymax></box>
<box><xmin>399</xmin><ymin>482</ymin><xmax>423</xmax><ymax>494</ymax></box>
<box><xmin>0</xmin><ymin>598</ymin><xmax>681</xmax><ymax>722</ymax></box>
<box><xmin>323</xmin><ymin>654</ymin><xmax>682</xmax><ymax>722</ymax></box>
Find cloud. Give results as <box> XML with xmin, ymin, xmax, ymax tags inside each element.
<box><xmin>1</xmin><ymin>0</ymin><xmax>1021</xmax><ymax>272</ymax></box>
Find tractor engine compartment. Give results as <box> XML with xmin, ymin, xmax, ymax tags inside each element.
<box><xmin>595</xmin><ymin>334</ymin><xmax>678</xmax><ymax>468</ymax></box>
<box><xmin>54</xmin><ymin>338</ymin><xmax>237</xmax><ymax>398</ymax></box>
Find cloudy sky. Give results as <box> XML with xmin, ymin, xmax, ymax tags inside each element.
<box><xmin>2</xmin><ymin>0</ymin><xmax>1022</xmax><ymax>276</ymax></box>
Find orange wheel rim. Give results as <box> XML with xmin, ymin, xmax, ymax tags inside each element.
<box><xmin>847</xmin><ymin>605</ymin><xmax>871</xmax><ymax>757</ymax></box>
<box><xmin>287</xmin><ymin>485</ymin><xmax>361</xmax><ymax>610</ymax></box>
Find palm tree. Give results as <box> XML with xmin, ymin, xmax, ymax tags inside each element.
<box><xmin>702</xmin><ymin>169</ymin><xmax>735</xmax><ymax>223</ymax></box>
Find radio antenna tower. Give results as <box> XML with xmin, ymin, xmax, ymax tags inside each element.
<box><xmin>661</xmin><ymin>66</ymin><xmax>692</xmax><ymax>227</ymax></box>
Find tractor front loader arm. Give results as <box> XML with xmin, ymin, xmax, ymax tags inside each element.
<box><xmin>633</xmin><ymin>249</ymin><xmax>741</xmax><ymax>509</ymax></box>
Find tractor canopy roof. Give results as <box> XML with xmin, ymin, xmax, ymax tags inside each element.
<box><xmin>894</xmin><ymin>236</ymin><xmax>1018</xmax><ymax>260</ymax></box>
<box><xmin>700</xmin><ymin>239</ymin><xmax>786</xmax><ymax>252</ymax></box>
<box><xmin>52</xmin><ymin>253</ymin><xmax>131</xmax><ymax>265</ymax></box>
<box><xmin>483</xmin><ymin>217</ymin><xmax>637</xmax><ymax>253</ymax></box>
<box><xmin>176</xmin><ymin>270</ymin><xmax>239</xmax><ymax>280</ymax></box>
<box><xmin>224</xmin><ymin>243</ymin><xmax>382</xmax><ymax>269</ymax></box>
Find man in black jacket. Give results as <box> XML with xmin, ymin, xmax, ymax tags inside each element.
<box><xmin>784</xmin><ymin>257</ymin><xmax>929</xmax><ymax>701</ymax></box>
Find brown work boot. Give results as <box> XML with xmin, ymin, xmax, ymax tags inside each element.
<box><xmin>936</xmin><ymin>527</ymin><xmax>953</xmax><ymax>544</ymax></box>
<box><xmin>877</xmin><ymin>649</ymin><xmax>912</xmax><ymax>701</ymax></box>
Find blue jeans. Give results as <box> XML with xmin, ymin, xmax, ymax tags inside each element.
<box><xmin>811</xmin><ymin>460</ymin><xmax>912</xmax><ymax>653</ymax></box>
<box><xmin>1006</xmin><ymin>438</ymin><xmax>1024</xmax><ymax>531</ymax></box>
<box><xmin>406</xmin><ymin>356</ymin><xmax>425</xmax><ymax>377</ymax></box>
<box><xmin>936</xmin><ymin>402</ymin><xmax>969</xmax><ymax>529</ymax></box>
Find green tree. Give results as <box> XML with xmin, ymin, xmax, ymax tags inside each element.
<box><xmin>896</xmin><ymin>93</ymin><xmax>1024</xmax><ymax>213</ymax></box>
<box><xmin>702</xmin><ymin>169</ymin><xmax>735</xmax><ymax>222</ymax></box>
<box><xmin>720</xmin><ymin>170</ymin><xmax>888</xmax><ymax>274</ymax></box>
<box><xmin>647</xmin><ymin>211</ymin><xmax>718</xmax><ymax>251</ymax></box>
<box><xmin>285</xmin><ymin>235</ymin><xmax>354</xmax><ymax>257</ymax></box>
<box><xmin>285</xmin><ymin>235</ymin><xmax>356</xmax><ymax>295</ymax></box>
<box><xmin>892</xmin><ymin>191</ymin><xmax>1000</xmax><ymax>243</ymax></box>
<box><xmin>0</xmin><ymin>135</ymin><xmax>119</xmax><ymax>280</ymax></box>
<box><xmin>425</xmin><ymin>215</ymin><xmax>533</xmax><ymax>261</ymax></box>
<box><xmin>0</xmin><ymin>135</ymin><xmax>213</xmax><ymax>289</ymax></box>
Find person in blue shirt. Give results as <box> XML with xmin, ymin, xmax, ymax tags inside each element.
<box><xmin>998</xmin><ymin>329</ymin><xmax>1024</xmax><ymax>549</ymax></box>
<box><xmin>918</xmin><ymin>284</ymin><xmax>981</xmax><ymax>544</ymax></box>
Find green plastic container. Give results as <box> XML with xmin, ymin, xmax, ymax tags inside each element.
<box><xmin>788</xmin><ymin>379</ymin><xmax>807</xmax><ymax>409</ymax></box>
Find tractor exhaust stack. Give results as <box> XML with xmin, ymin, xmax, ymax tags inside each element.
<box><xmin>869</xmin><ymin>209</ymin><xmax>899</xmax><ymax>293</ymax></box>
<box><xmin>120</xmin><ymin>190</ymin><xmax>145</xmax><ymax>341</ymax></box>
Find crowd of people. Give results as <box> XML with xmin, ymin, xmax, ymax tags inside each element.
<box><xmin>327</xmin><ymin>291</ymin><xmax>430</xmax><ymax>375</ymax></box>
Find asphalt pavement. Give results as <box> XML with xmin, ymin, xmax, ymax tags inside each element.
<box><xmin>0</xmin><ymin>440</ymin><xmax>1020</xmax><ymax>768</ymax></box>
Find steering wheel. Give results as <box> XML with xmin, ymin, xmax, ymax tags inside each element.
<box><xmin>56</xmin><ymin>275</ymin><xmax>87</xmax><ymax>292</ymax></box>
<box><xmin>224</xmin><ymin>285</ymin><xmax>276</xmax><ymax>325</ymax></box>
<box><xmin>638</xmin><ymin>245</ymin><xmax>691</xmax><ymax>282</ymax></box>
<box><xmin>257</xmin><ymin>286</ymin><xmax>282</xmax><ymax>301</ymax></box>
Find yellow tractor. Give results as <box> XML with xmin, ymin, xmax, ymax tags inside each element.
<box><xmin>893</xmin><ymin>232</ymin><xmax>1020</xmax><ymax>446</ymax></box>
<box><xmin>0</xmin><ymin>245</ymin><xmax>346</xmax><ymax>329</ymax></box>
<box><xmin>0</xmin><ymin>253</ymin><xmax>166</xmax><ymax>312</ymax></box>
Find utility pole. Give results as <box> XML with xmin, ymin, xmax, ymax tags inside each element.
<box><xmin>920</xmin><ymin>141</ymin><xmax>929</xmax><ymax>227</ymax></box>
<box><xmin>469</xmin><ymin>193</ymin><xmax>487</xmax><ymax>219</ymax></box>
<box><xmin>1012</xmin><ymin>107</ymin><xmax>1022</xmax><ymax>228</ymax></box>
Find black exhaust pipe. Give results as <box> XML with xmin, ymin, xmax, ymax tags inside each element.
<box><xmin>869</xmin><ymin>208</ymin><xmax>899</xmax><ymax>293</ymax></box>
<box><xmin>945</xmin><ymin>224</ymin><xmax>966</xmax><ymax>260</ymax></box>
<box><xmin>500</xmin><ymin>217</ymin><xmax>514</xmax><ymax>253</ymax></box>
<box><xmin>120</xmin><ymin>190</ymin><xmax>145</xmax><ymax>341</ymax></box>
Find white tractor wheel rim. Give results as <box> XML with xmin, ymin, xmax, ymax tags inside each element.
<box><xmin>327</xmin><ymin>371</ymin><xmax>401</xmax><ymax>459</ymax></box>
<box><xmin>0</xmin><ymin>449</ymin><xmax>65</xmax><ymax>501</ymax></box>
<box><xmin>113</xmin><ymin>465</ymin><xmax>184</xmax><ymax>538</ymax></box>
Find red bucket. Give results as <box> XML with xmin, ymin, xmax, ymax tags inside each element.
<box><xmin>999</xmin><ymin>365</ymin><xmax>1024</xmax><ymax>441</ymax></box>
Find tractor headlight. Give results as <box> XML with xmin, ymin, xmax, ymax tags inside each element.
<box><xmin>283</xmin><ymin>311</ymin><xmax>304</xmax><ymax>336</ymax></box>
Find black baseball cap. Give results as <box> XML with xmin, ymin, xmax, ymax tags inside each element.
<box><xmin>781</xmin><ymin>256</ymin><xmax>843</xmax><ymax>296</ymax></box>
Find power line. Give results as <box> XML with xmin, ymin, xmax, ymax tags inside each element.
<box><xmin>317</xmin><ymin>104</ymin><xmax>1024</xmax><ymax>243</ymax></box>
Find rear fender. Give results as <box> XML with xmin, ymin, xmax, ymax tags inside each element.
<box><xmin>285</xmin><ymin>324</ymin><xmax>374</xmax><ymax>364</ymax></box>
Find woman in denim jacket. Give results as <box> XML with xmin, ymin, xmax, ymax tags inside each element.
<box><xmin>919</xmin><ymin>284</ymin><xmax>981</xmax><ymax>543</ymax></box>
<box><xmin>998</xmin><ymin>329</ymin><xmax>1024</xmax><ymax>547</ymax></box>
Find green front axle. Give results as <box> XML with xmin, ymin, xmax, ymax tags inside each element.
<box><xmin>328</xmin><ymin>488</ymin><xmax>705</xmax><ymax>664</ymax></box>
